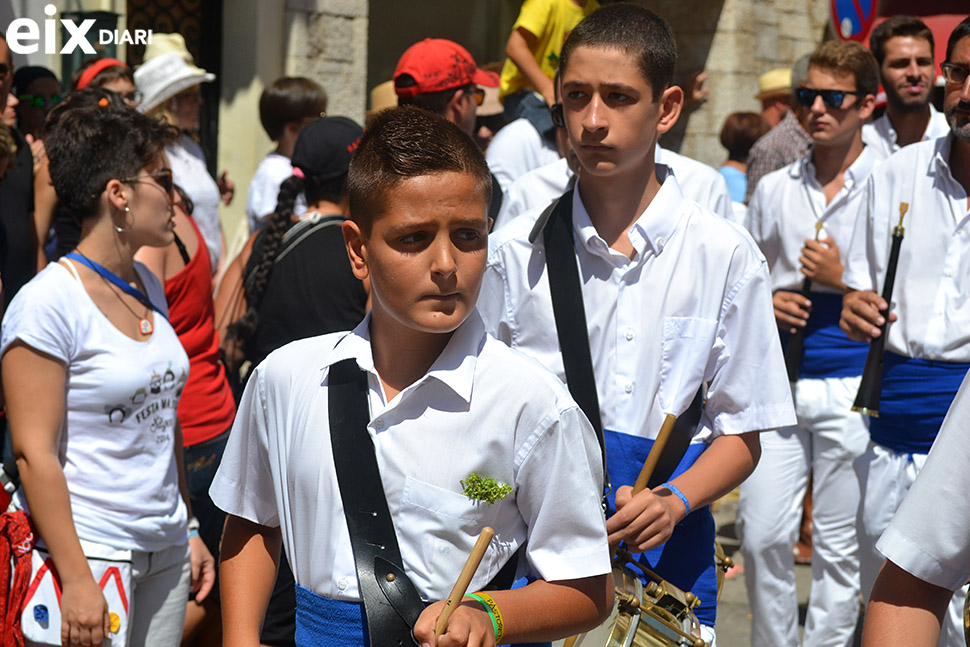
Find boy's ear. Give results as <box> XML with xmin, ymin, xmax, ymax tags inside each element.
<box><xmin>655</xmin><ymin>85</ymin><xmax>684</xmax><ymax>136</ymax></box>
<box><xmin>342</xmin><ymin>219</ymin><xmax>370</xmax><ymax>281</ymax></box>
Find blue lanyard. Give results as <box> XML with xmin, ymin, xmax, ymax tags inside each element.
<box><xmin>64</xmin><ymin>252</ymin><xmax>167</xmax><ymax>319</ymax></box>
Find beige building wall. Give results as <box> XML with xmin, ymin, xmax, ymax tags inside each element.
<box><xmin>651</xmin><ymin>0</ymin><xmax>831</xmax><ymax>167</ymax></box>
<box><xmin>218</xmin><ymin>0</ymin><xmax>369</xmax><ymax>262</ymax></box>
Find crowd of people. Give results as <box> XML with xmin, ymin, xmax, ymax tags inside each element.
<box><xmin>0</xmin><ymin>2</ymin><xmax>969</xmax><ymax>647</ymax></box>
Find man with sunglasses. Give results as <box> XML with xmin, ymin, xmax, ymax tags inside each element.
<box><xmin>739</xmin><ymin>40</ymin><xmax>879</xmax><ymax>647</ymax></box>
<box><xmin>863</xmin><ymin>16</ymin><xmax>950</xmax><ymax>161</ymax></box>
<box><xmin>840</xmin><ymin>16</ymin><xmax>970</xmax><ymax>647</ymax></box>
<box><xmin>393</xmin><ymin>38</ymin><xmax>503</xmax><ymax>223</ymax></box>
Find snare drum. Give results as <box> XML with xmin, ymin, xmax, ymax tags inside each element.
<box><xmin>560</xmin><ymin>555</ymin><xmax>707</xmax><ymax>647</ymax></box>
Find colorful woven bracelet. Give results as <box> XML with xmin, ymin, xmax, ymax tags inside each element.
<box><xmin>467</xmin><ymin>592</ymin><xmax>504</xmax><ymax>642</ymax></box>
<box><xmin>660</xmin><ymin>482</ymin><xmax>691</xmax><ymax>517</ymax></box>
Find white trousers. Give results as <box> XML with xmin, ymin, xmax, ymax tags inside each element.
<box><xmin>855</xmin><ymin>443</ymin><xmax>969</xmax><ymax>647</ymax></box>
<box><xmin>738</xmin><ymin>376</ymin><xmax>869</xmax><ymax>647</ymax></box>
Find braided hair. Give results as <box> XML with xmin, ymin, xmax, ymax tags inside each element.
<box><xmin>226</xmin><ymin>174</ymin><xmax>304</xmax><ymax>344</ymax></box>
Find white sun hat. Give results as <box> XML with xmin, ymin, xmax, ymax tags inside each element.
<box><xmin>134</xmin><ymin>36</ymin><xmax>215</xmax><ymax>114</ymax></box>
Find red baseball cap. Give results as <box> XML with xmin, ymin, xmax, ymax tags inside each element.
<box><xmin>394</xmin><ymin>39</ymin><xmax>499</xmax><ymax>99</ymax></box>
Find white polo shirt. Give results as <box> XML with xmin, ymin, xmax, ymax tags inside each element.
<box><xmin>746</xmin><ymin>147</ymin><xmax>877</xmax><ymax>293</ymax></box>
<box><xmin>877</xmin><ymin>371</ymin><xmax>970</xmax><ymax>590</ymax></box>
<box><xmin>843</xmin><ymin>135</ymin><xmax>970</xmax><ymax>362</ymax></box>
<box><xmin>861</xmin><ymin>105</ymin><xmax>950</xmax><ymax>162</ymax></box>
<box><xmin>210</xmin><ymin>312</ymin><xmax>610</xmax><ymax>602</ymax></box>
<box><xmin>497</xmin><ymin>147</ymin><xmax>732</xmax><ymax>231</ymax></box>
<box><xmin>480</xmin><ymin>170</ymin><xmax>796</xmax><ymax>444</ymax></box>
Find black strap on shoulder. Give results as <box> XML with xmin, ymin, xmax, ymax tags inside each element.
<box><xmin>530</xmin><ymin>192</ymin><xmax>607</xmax><ymax>483</ymax></box>
<box><xmin>172</xmin><ymin>232</ymin><xmax>191</xmax><ymax>266</ymax></box>
<box><xmin>531</xmin><ymin>192</ymin><xmax>705</xmax><ymax>492</ymax></box>
<box><xmin>328</xmin><ymin>358</ymin><xmax>422</xmax><ymax>646</ymax></box>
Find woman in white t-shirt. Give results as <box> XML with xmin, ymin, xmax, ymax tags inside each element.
<box><xmin>1</xmin><ymin>100</ymin><xmax>214</xmax><ymax>647</ymax></box>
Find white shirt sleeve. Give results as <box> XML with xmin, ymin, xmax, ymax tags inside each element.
<box><xmin>842</xmin><ymin>175</ymin><xmax>879</xmax><ymax>293</ymax></box>
<box><xmin>515</xmin><ymin>402</ymin><xmax>609</xmax><ymax>581</ymax></box>
<box><xmin>877</xmin><ymin>373</ymin><xmax>970</xmax><ymax>590</ymax></box>
<box><xmin>0</xmin><ymin>266</ymin><xmax>75</xmax><ymax>363</ymax></box>
<box><xmin>705</xmin><ymin>249</ymin><xmax>794</xmax><ymax>435</ymax></box>
<box><xmin>209</xmin><ymin>364</ymin><xmax>282</xmax><ymax>527</ymax></box>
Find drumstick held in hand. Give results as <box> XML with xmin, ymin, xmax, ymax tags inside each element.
<box><xmin>435</xmin><ymin>526</ymin><xmax>495</xmax><ymax>639</ymax></box>
<box><xmin>632</xmin><ymin>413</ymin><xmax>677</xmax><ymax>494</ymax></box>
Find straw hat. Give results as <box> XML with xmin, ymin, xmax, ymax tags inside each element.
<box><xmin>756</xmin><ymin>68</ymin><xmax>792</xmax><ymax>100</ymax></box>
<box><xmin>134</xmin><ymin>34</ymin><xmax>215</xmax><ymax>113</ymax></box>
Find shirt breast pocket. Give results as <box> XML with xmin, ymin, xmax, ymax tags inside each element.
<box><xmin>401</xmin><ymin>477</ymin><xmax>503</xmax><ymax>587</ymax></box>
<box><xmin>659</xmin><ymin>317</ymin><xmax>718</xmax><ymax>414</ymax></box>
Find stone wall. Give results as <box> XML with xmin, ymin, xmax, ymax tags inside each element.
<box><xmin>648</xmin><ymin>0</ymin><xmax>830</xmax><ymax>167</ymax></box>
<box><xmin>283</xmin><ymin>0</ymin><xmax>369</xmax><ymax>124</ymax></box>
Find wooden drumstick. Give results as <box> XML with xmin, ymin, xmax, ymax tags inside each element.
<box><xmin>632</xmin><ymin>413</ymin><xmax>677</xmax><ymax>494</ymax></box>
<box><xmin>435</xmin><ymin>526</ymin><xmax>495</xmax><ymax>638</ymax></box>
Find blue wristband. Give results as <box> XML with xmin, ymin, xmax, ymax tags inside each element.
<box><xmin>660</xmin><ymin>482</ymin><xmax>691</xmax><ymax>517</ymax></box>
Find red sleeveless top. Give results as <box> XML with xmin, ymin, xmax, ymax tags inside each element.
<box><xmin>165</xmin><ymin>215</ymin><xmax>236</xmax><ymax>446</ymax></box>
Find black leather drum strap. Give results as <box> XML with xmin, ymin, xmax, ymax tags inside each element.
<box><xmin>532</xmin><ymin>193</ymin><xmax>606</xmax><ymax>480</ymax></box>
<box><xmin>328</xmin><ymin>358</ymin><xmax>423</xmax><ymax>647</ymax></box>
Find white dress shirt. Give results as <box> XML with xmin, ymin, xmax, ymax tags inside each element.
<box><xmin>843</xmin><ymin>135</ymin><xmax>970</xmax><ymax>362</ymax></box>
<box><xmin>210</xmin><ymin>312</ymin><xmax>610</xmax><ymax>602</ymax></box>
<box><xmin>861</xmin><ymin>104</ymin><xmax>950</xmax><ymax>162</ymax></box>
<box><xmin>746</xmin><ymin>147</ymin><xmax>877</xmax><ymax>293</ymax></box>
<box><xmin>486</xmin><ymin>118</ymin><xmax>560</xmax><ymax>195</ymax></box>
<box><xmin>496</xmin><ymin>147</ymin><xmax>732</xmax><ymax>231</ymax></box>
<box><xmin>877</xmin><ymin>371</ymin><xmax>970</xmax><ymax>590</ymax></box>
<box><xmin>657</xmin><ymin>147</ymin><xmax>733</xmax><ymax>221</ymax></box>
<box><xmin>480</xmin><ymin>170</ymin><xmax>796</xmax><ymax>444</ymax></box>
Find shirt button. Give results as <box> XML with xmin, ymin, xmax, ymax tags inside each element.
<box><xmin>624</xmin><ymin>383</ymin><xmax>634</xmax><ymax>394</ymax></box>
<box><xmin>374</xmin><ymin>418</ymin><xmax>385</xmax><ymax>429</ymax></box>
<box><xmin>656</xmin><ymin>237</ymin><xmax>665</xmax><ymax>251</ymax></box>
<box><xmin>625</xmin><ymin>329</ymin><xmax>635</xmax><ymax>341</ymax></box>
<box><xmin>337</xmin><ymin>578</ymin><xmax>348</xmax><ymax>591</ymax></box>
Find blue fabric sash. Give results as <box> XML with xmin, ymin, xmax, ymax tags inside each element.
<box><xmin>295</xmin><ymin>584</ymin><xmax>366</xmax><ymax>647</ymax></box>
<box><xmin>779</xmin><ymin>292</ymin><xmax>867</xmax><ymax>379</ymax></box>
<box><xmin>869</xmin><ymin>352</ymin><xmax>970</xmax><ymax>454</ymax></box>
<box><xmin>604</xmin><ymin>429</ymin><xmax>717</xmax><ymax>626</ymax></box>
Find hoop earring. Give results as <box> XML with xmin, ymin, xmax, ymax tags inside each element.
<box><xmin>115</xmin><ymin>206</ymin><xmax>131</xmax><ymax>233</ymax></box>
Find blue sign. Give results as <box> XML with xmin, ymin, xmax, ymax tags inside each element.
<box><xmin>831</xmin><ymin>0</ymin><xmax>879</xmax><ymax>42</ymax></box>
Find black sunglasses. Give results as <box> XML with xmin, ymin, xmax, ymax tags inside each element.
<box><xmin>120</xmin><ymin>168</ymin><xmax>175</xmax><ymax>196</ymax></box>
<box><xmin>796</xmin><ymin>87</ymin><xmax>866</xmax><ymax>109</ymax></box>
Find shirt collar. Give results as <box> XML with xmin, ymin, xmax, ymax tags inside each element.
<box><xmin>323</xmin><ymin>311</ymin><xmax>485</xmax><ymax>404</ymax></box>
<box><xmin>795</xmin><ymin>144</ymin><xmax>875</xmax><ymax>193</ymax></box>
<box><xmin>932</xmin><ymin>133</ymin><xmax>955</xmax><ymax>177</ymax></box>
<box><xmin>572</xmin><ymin>163</ymin><xmax>684</xmax><ymax>260</ymax></box>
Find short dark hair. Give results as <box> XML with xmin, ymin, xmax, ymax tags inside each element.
<box><xmin>720</xmin><ymin>112</ymin><xmax>769</xmax><ymax>162</ymax></box>
<box><xmin>395</xmin><ymin>74</ymin><xmax>471</xmax><ymax>116</ymax></box>
<box><xmin>810</xmin><ymin>40</ymin><xmax>880</xmax><ymax>97</ymax></box>
<box><xmin>44</xmin><ymin>103</ymin><xmax>178</xmax><ymax>222</ymax></box>
<box><xmin>258</xmin><ymin>77</ymin><xmax>328</xmax><ymax>141</ymax></box>
<box><xmin>559</xmin><ymin>4</ymin><xmax>676</xmax><ymax>102</ymax></box>
<box><xmin>70</xmin><ymin>57</ymin><xmax>134</xmax><ymax>90</ymax></box>
<box><xmin>946</xmin><ymin>15</ymin><xmax>970</xmax><ymax>63</ymax></box>
<box><xmin>347</xmin><ymin>106</ymin><xmax>491</xmax><ymax>232</ymax></box>
<box><xmin>869</xmin><ymin>16</ymin><xmax>934</xmax><ymax>67</ymax></box>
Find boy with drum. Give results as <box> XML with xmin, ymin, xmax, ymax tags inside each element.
<box><xmin>210</xmin><ymin>106</ymin><xmax>612</xmax><ymax>647</ymax></box>
<box><xmin>479</xmin><ymin>4</ymin><xmax>796</xmax><ymax>643</ymax></box>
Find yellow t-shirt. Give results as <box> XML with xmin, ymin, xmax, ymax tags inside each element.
<box><xmin>499</xmin><ymin>0</ymin><xmax>599</xmax><ymax>101</ymax></box>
